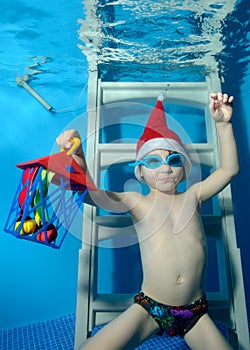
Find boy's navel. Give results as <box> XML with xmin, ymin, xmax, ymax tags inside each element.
<box><xmin>176</xmin><ymin>275</ymin><xmax>184</xmax><ymax>284</ymax></box>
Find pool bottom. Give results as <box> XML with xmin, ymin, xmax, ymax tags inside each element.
<box><xmin>0</xmin><ymin>314</ymin><xmax>231</xmax><ymax>350</ymax></box>
<box><xmin>0</xmin><ymin>315</ymin><xmax>75</xmax><ymax>350</ymax></box>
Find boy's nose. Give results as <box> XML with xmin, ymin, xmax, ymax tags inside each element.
<box><xmin>161</xmin><ymin>162</ymin><xmax>172</xmax><ymax>171</ymax></box>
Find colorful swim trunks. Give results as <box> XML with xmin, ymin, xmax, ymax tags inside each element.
<box><xmin>134</xmin><ymin>292</ymin><xmax>208</xmax><ymax>337</ymax></box>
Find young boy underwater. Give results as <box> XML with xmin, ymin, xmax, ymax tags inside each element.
<box><xmin>57</xmin><ymin>92</ymin><xmax>238</xmax><ymax>350</ymax></box>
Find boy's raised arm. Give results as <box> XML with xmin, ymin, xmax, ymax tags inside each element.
<box><xmin>195</xmin><ymin>92</ymin><xmax>239</xmax><ymax>202</ymax></box>
<box><xmin>56</xmin><ymin>129</ymin><xmax>140</xmax><ymax>213</ymax></box>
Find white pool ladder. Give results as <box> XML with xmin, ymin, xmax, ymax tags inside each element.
<box><xmin>74</xmin><ymin>70</ymin><xmax>249</xmax><ymax>350</ymax></box>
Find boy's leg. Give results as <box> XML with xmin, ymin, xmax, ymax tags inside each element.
<box><xmin>78</xmin><ymin>303</ymin><xmax>160</xmax><ymax>350</ymax></box>
<box><xmin>184</xmin><ymin>314</ymin><xmax>233</xmax><ymax>350</ymax></box>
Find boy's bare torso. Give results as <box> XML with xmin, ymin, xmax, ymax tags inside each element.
<box><xmin>129</xmin><ymin>186</ymin><xmax>207</xmax><ymax>307</ymax></box>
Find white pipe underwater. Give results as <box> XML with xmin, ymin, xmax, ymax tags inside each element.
<box><xmin>16</xmin><ymin>76</ymin><xmax>53</xmax><ymax>111</ymax></box>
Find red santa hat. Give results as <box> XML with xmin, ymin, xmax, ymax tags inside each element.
<box><xmin>134</xmin><ymin>97</ymin><xmax>191</xmax><ymax>182</ymax></box>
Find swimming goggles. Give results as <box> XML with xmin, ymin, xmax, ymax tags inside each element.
<box><xmin>128</xmin><ymin>153</ymin><xmax>185</xmax><ymax>169</ymax></box>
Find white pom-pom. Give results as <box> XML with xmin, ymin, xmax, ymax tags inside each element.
<box><xmin>157</xmin><ymin>91</ymin><xmax>167</xmax><ymax>102</ymax></box>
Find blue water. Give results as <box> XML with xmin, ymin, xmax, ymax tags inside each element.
<box><xmin>0</xmin><ymin>0</ymin><xmax>249</xmax><ymax>349</ymax></box>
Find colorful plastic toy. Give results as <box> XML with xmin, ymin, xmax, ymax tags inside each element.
<box><xmin>4</xmin><ymin>138</ymin><xmax>96</xmax><ymax>248</ymax></box>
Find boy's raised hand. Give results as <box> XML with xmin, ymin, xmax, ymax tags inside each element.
<box><xmin>56</xmin><ymin>129</ymin><xmax>82</xmax><ymax>155</ymax></box>
<box><xmin>56</xmin><ymin>129</ymin><xmax>86</xmax><ymax>169</ymax></box>
<box><xmin>209</xmin><ymin>92</ymin><xmax>234</xmax><ymax>123</ymax></box>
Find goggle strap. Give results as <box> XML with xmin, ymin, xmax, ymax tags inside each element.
<box><xmin>128</xmin><ymin>161</ymin><xmax>142</xmax><ymax>167</ymax></box>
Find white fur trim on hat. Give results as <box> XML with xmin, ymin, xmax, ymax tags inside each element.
<box><xmin>134</xmin><ymin>138</ymin><xmax>191</xmax><ymax>182</ymax></box>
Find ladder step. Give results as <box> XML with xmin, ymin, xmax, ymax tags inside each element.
<box><xmin>91</xmin><ymin>294</ymin><xmax>133</xmax><ymax>309</ymax></box>
<box><xmin>98</xmin><ymin>143</ymin><xmax>215</xmax><ymax>167</ymax></box>
<box><xmin>100</xmin><ymin>81</ymin><xmax>209</xmax><ymax>108</ymax></box>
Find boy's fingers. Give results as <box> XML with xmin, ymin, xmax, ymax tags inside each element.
<box><xmin>209</xmin><ymin>92</ymin><xmax>217</xmax><ymax>98</ymax></box>
<box><xmin>217</xmin><ymin>92</ymin><xmax>223</xmax><ymax>101</ymax></box>
<box><xmin>209</xmin><ymin>98</ymin><xmax>216</xmax><ymax>111</ymax></box>
<box><xmin>56</xmin><ymin>129</ymin><xmax>81</xmax><ymax>149</ymax></box>
<box><xmin>65</xmin><ymin>142</ymin><xmax>73</xmax><ymax>149</ymax></box>
<box><xmin>223</xmin><ymin>93</ymin><xmax>228</xmax><ymax>103</ymax></box>
<box><xmin>210</xmin><ymin>92</ymin><xmax>234</xmax><ymax>105</ymax></box>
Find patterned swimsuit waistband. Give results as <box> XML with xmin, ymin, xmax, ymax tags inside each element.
<box><xmin>137</xmin><ymin>291</ymin><xmax>207</xmax><ymax>310</ymax></box>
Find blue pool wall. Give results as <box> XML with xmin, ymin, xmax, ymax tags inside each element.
<box><xmin>0</xmin><ymin>62</ymin><xmax>250</xmax><ymax>330</ymax></box>
<box><xmin>0</xmin><ymin>83</ymin><xmax>85</xmax><ymax>329</ymax></box>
